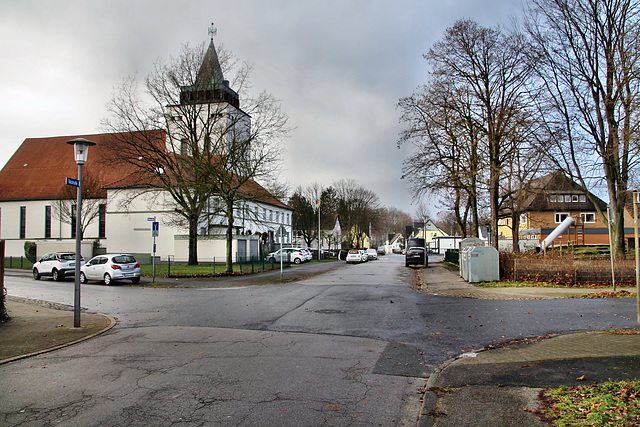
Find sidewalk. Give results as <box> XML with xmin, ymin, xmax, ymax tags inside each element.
<box><xmin>416</xmin><ymin>260</ymin><xmax>640</xmax><ymax>427</ymax></box>
<box><xmin>0</xmin><ymin>296</ymin><xmax>115</xmax><ymax>364</ymax></box>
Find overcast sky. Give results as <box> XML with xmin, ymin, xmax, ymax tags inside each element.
<box><xmin>0</xmin><ymin>0</ymin><xmax>524</xmax><ymax>217</ymax></box>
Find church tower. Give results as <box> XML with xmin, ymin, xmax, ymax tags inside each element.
<box><xmin>166</xmin><ymin>24</ymin><xmax>250</xmax><ymax>157</ymax></box>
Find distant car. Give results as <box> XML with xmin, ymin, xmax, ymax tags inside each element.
<box><xmin>80</xmin><ymin>254</ymin><xmax>141</xmax><ymax>285</ymax></box>
<box><xmin>32</xmin><ymin>252</ymin><xmax>84</xmax><ymax>281</ymax></box>
<box><xmin>268</xmin><ymin>248</ymin><xmax>306</xmax><ymax>264</ymax></box>
<box><xmin>405</xmin><ymin>247</ymin><xmax>427</xmax><ymax>267</ymax></box>
<box><xmin>377</xmin><ymin>248</ymin><xmax>386</xmax><ymax>256</ymax></box>
<box><xmin>301</xmin><ymin>249</ymin><xmax>313</xmax><ymax>262</ymax></box>
<box><xmin>365</xmin><ymin>248</ymin><xmax>378</xmax><ymax>260</ymax></box>
<box><xmin>346</xmin><ymin>249</ymin><xmax>366</xmax><ymax>264</ymax></box>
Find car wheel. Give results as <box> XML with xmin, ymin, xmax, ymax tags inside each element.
<box><xmin>52</xmin><ymin>269</ymin><xmax>61</xmax><ymax>281</ymax></box>
<box><xmin>103</xmin><ymin>273</ymin><xmax>112</xmax><ymax>286</ymax></box>
<box><xmin>269</xmin><ymin>257</ymin><xmax>276</xmax><ymax>263</ymax></box>
<box><xmin>131</xmin><ymin>277</ymin><xmax>140</xmax><ymax>284</ymax></box>
<box><xmin>294</xmin><ymin>258</ymin><xmax>301</xmax><ymax>264</ymax></box>
<box><xmin>33</xmin><ymin>268</ymin><xmax>40</xmax><ymax>280</ymax></box>
<box><xmin>79</xmin><ymin>272</ymin><xmax>87</xmax><ymax>284</ymax></box>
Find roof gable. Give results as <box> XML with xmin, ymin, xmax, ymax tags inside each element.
<box><xmin>518</xmin><ymin>171</ymin><xmax>607</xmax><ymax>213</ymax></box>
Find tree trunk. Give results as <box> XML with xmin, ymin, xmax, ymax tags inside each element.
<box><xmin>511</xmin><ymin>211</ymin><xmax>520</xmax><ymax>254</ymax></box>
<box><xmin>188</xmin><ymin>215</ymin><xmax>199</xmax><ymax>265</ymax></box>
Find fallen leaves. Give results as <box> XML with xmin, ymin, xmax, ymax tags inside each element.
<box><xmin>540</xmin><ymin>380</ymin><xmax>640</xmax><ymax>426</ymax></box>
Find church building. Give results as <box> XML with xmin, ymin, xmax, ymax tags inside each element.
<box><xmin>0</xmin><ymin>34</ymin><xmax>292</xmax><ymax>262</ymax></box>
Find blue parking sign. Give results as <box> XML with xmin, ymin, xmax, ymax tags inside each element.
<box><xmin>152</xmin><ymin>221</ymin><xmax>159</xmax><ymax>237</ymax></box>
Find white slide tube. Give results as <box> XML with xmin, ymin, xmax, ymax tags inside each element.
<box><xmin>541</xmin><ymin>216</ymin><xmax>575</xmax><ymax>250</ymax></box>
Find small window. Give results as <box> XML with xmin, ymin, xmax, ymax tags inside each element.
<box><xmin>579</xmin><ymin>195</ymin><xmax>586</xmax><ymax>202</ymax></box>
<box><xmin>564</xmin><ymin>195</ymin><xmax>571</xmax><ymax>202</ymax></box>
<box><xmin>19</xmin><ymin>206</ymin><xmax>27</xmax><ymax>239</ymax></box>
<box><xmin>572</xmin><ymin>195</ymin><xmax>579</xmax><ymax>202</ymax></box>
<box><xmin>581</xmin><ymin>213</ymin><xmax>596</xmax><ymax>223</ymax></box>
<box><xmin>520</xmin><ymin>214</ymin><xmax>527</xmax><ymax>224</ymax></box>
<box><xmin>555</xmin><ymin>212</ymin><xmax>569</xmax><ymax>223</ymax></box>
<box><xmin>549</xmin><ymin>195</ymin><xmax>556</xmax><ymax>203</ymax></box>
<box><xmin>44</xmin><ymin>205</ymin><xmax>51</xmax><ymax>239</ymax></box>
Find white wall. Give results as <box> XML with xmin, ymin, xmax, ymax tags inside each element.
<box><xmin>0</xmin><ymin>199</ymin><xmax>104</xmax><ymax>258</ymax></box>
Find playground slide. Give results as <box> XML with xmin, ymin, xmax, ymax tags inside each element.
<box><xmin>541</xmin><ymin>216</ymin><xmax>575</xmax><ymax>250</ymax></box>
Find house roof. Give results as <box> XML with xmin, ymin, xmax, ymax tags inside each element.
<box><xmin>0</xmin><ymin>131</ymin><xmax>164</xmax><ymax>202</ymax></box>
<box><xmin>514</xmin><ymin>171</ymin><xmax>607</xmax><ymax>213</ymax></box>
<box><xmin>0</xmin><ymin>130</ymin><xmax>291</xmax><ymax>210</ymax></box>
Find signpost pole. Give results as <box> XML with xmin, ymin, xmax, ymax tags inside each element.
<box><xmin>150</xmin><ymin>218</ymin><xmax>158</xmax><ymax>283</ymax></box>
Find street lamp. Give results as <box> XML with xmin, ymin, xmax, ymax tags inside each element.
<box><xmin>66</xmin><ymin>138</ymin><xmax>96</xmax><ymax>328</ymax></box>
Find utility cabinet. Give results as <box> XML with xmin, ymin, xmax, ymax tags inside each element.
<box><xmin>467</xmin><ymin>246</ymin><xmax>499</xmax><ymax>283</ymax></box>
<box><xmin>459</xmin><ymin>238</ymin><xmax>485</xmax><ymax>281</ymax></box>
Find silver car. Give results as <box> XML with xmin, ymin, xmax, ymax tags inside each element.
<box><xmin>80</xmin><ymin>254</ymin><xmax>141</xmax><ymax>285</ymax></box>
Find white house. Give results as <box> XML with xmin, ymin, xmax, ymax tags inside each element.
<box><xmin>0</xmin><ymin>39</ymin><xmax>292</xmax><ymax>263</ymax></box>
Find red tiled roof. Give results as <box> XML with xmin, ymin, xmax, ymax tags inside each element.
<box><xmin>0</xmin><ymin>130</ymin><xmax>291</xmax><ymax>210</ymax></box>
<box><xmin>0</xmin><ymin>131</ymin><xmax>166</xmax><ymax>201</ymax></box>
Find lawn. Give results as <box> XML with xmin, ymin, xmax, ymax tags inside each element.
<box><xmin>540</xmin><ymin>380</ymin><xmax>640</xmax><ymax>426</ymax></box>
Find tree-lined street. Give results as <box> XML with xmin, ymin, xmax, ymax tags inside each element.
<box><xmin>1</xmin><ymin>256</ymin><xmax>637</xmax><ymax>425</ymax></box>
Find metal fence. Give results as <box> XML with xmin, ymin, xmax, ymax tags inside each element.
<box><xmin>510</xmin><ymin>255</ymin><xmax>636</xmax><ymax>286</ymax></box>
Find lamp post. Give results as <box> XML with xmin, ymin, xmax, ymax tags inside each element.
<box><xmin>66</xmin><ymin>138</ymin><xmax>96</xmax><ymax>328</ymax></box>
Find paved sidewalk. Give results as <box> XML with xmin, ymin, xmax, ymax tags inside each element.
<box><xmin>416</xmin><ymin>259</ymin><xmax>640</xmax><ymax>426</ymax></box>
<box><xmin>0</xmin><ymin>296</ymin><xmax>115</xmax><ymax>364</ymax></box>
<box><xmin>416</xmin><ymin>259</ymin><xmax>637</xmax><ymax>300</ymax></box>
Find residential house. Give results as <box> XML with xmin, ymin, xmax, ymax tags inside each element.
<box><xmin>410</xmin><ymin>219</ymin><xmax>448</xmax><ymax>250</ymax></box>
<box><xmin>501</xmin><ymin>171</ymin><xmax>609</xmax><ymax>250</ymax></box>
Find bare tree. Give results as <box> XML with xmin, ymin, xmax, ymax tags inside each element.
<box><xmin>333</xmin><ymin>179</ymin><xmax>380</xmax><ymax>248</ymax></box>
<box><xmin>399</xmin><ymin>78</ymin><xmax>484</xmax><ymax>239</ymax></box>
<box><xmin>424</xmin><ymin>19</ymin><xmax>536</xmax><ymax>249</ymax></box>
<box><xmin>525</xmin><ymin>0</ymin><xmax>640</xmax><ymax>255</ymax></box>
<box><xmin>102</xmin><ymin>39</ymin><xmax>289</xmax><ymax>267</ymax></box>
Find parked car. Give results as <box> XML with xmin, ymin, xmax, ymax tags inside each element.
<box><xmin>268</xmin><ymin>248</ymin><xmax>306</xmax><ymax>264</ymax></box>
<box><xmin>405</xmin><ymin>247</ymin><xmax>427</xmax><ymax>267</ymax></box>
<box><xmin>80</xmin><ymin>254</ymin><xmax>141</xmax><ymax>285</ymax></box>
<box><xmin>32</xmin><ymin>252</ymin><xmax>84</xmax><ymax>281</ymax></box>
<box><xmin>346</xmin><ymin>249</ymin><xmax>363</xmax><ymax>264</ymax></box>
<box><xmin>301</xmin><ymin>249</ymin><xmax>313</xmax><ymax>262</ymax></box>
<box><xmin>365</xmin><ymin>248</ymin><xmax>378</xmax><ymax>260</ymax></box>
<box><xmin>377</xmin><ymin>248</ymin><xmax>386</xmax><ymax>256</ymax></box>
<box><xmin>346</xmin><ymin>249</ymin><xmax>369</xmax><ymax>263</ymax></box>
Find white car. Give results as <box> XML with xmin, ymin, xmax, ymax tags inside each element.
<box><xmin>346</xmin><ymin>249</ymin><xmax>367</xmax><ymax>264</ymax></box>
<box><xmin>268</xmin><ymin>248</ymin><xmax>306</xmax><ymax>264</ymax></box>
<box><xmin>365</xmin><ymin>248</ymin><xmax>378</xmax><ymax>260</ymax></box>
<box><xmin>32</xmin><ymin>252</ymin><xmax>84</xmax><ymax>281</ymax></box>
<box><xmin>80</xmin><ymin>254</ymin><xmax>141</xmax><ymax>285</ymax></box>
<box><xmin>301</xmin><ymin>249</ymin><xmax>313</xmax><ymax>262</ymax></box>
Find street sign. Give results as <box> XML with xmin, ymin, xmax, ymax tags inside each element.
<box><xmin>152</xmin><ymin>221</ymin><xmax>159</xmax><ymax>237</ymax></box>
<box><xmin>147</xmin><ymin>217</ymin><xmax>156</xmax><ymax>221</ymax></box>
<box><xmin>66</xmin><ymin>177</ymin><xmax>79</xmax><ymax>187</ymax></box>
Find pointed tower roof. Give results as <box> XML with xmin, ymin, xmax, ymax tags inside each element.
<box><xmin>179</xmin><ymin>30</ymin><xmax>240</xmax><ymax>109</ymax></box>
<box><xmin>195</xmin><ymin>40</ymin><xmax>225</xmax><ymax>88</ymax></box>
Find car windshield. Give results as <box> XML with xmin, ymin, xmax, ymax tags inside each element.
<box><xmin>60</xmin><ymin>253</ymin><xmax>76</xmax><ymax>260</ymax></box>
<box><xmin>112</xmin><ymin>255</ymin><xmax>136</xmax><ymax>264</ymax></box>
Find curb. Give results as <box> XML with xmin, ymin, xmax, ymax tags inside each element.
<box><xmin>0</xmin><ymin>300</ymin><xmax>117</xmax><ymax>365</ymax></box>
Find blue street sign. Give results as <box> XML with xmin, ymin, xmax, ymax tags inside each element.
<box><xmin>147</xmin><ymin>217</ymin><xmax>156</xmax><ymax>221</ymax></box>
<box><xmin>152</xmin><ymin>221</ymin><xmax>159</xmax><ymax>237</ymax></box>
<box><xmin>66</xmin><ymin>177</ymin><xmax>79</xmax><ymax>187</ymax></box>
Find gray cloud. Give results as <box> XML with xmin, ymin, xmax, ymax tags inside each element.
<box><xmin>0</xmin><ymin>0</ymin><xmax>523</xmax><ymax>216</ymax></box>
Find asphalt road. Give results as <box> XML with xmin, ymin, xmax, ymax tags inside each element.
<box><xmin>1</xmin><ymin>255</ymin><xmax>637</xmax><ymax>426</ymax></box>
